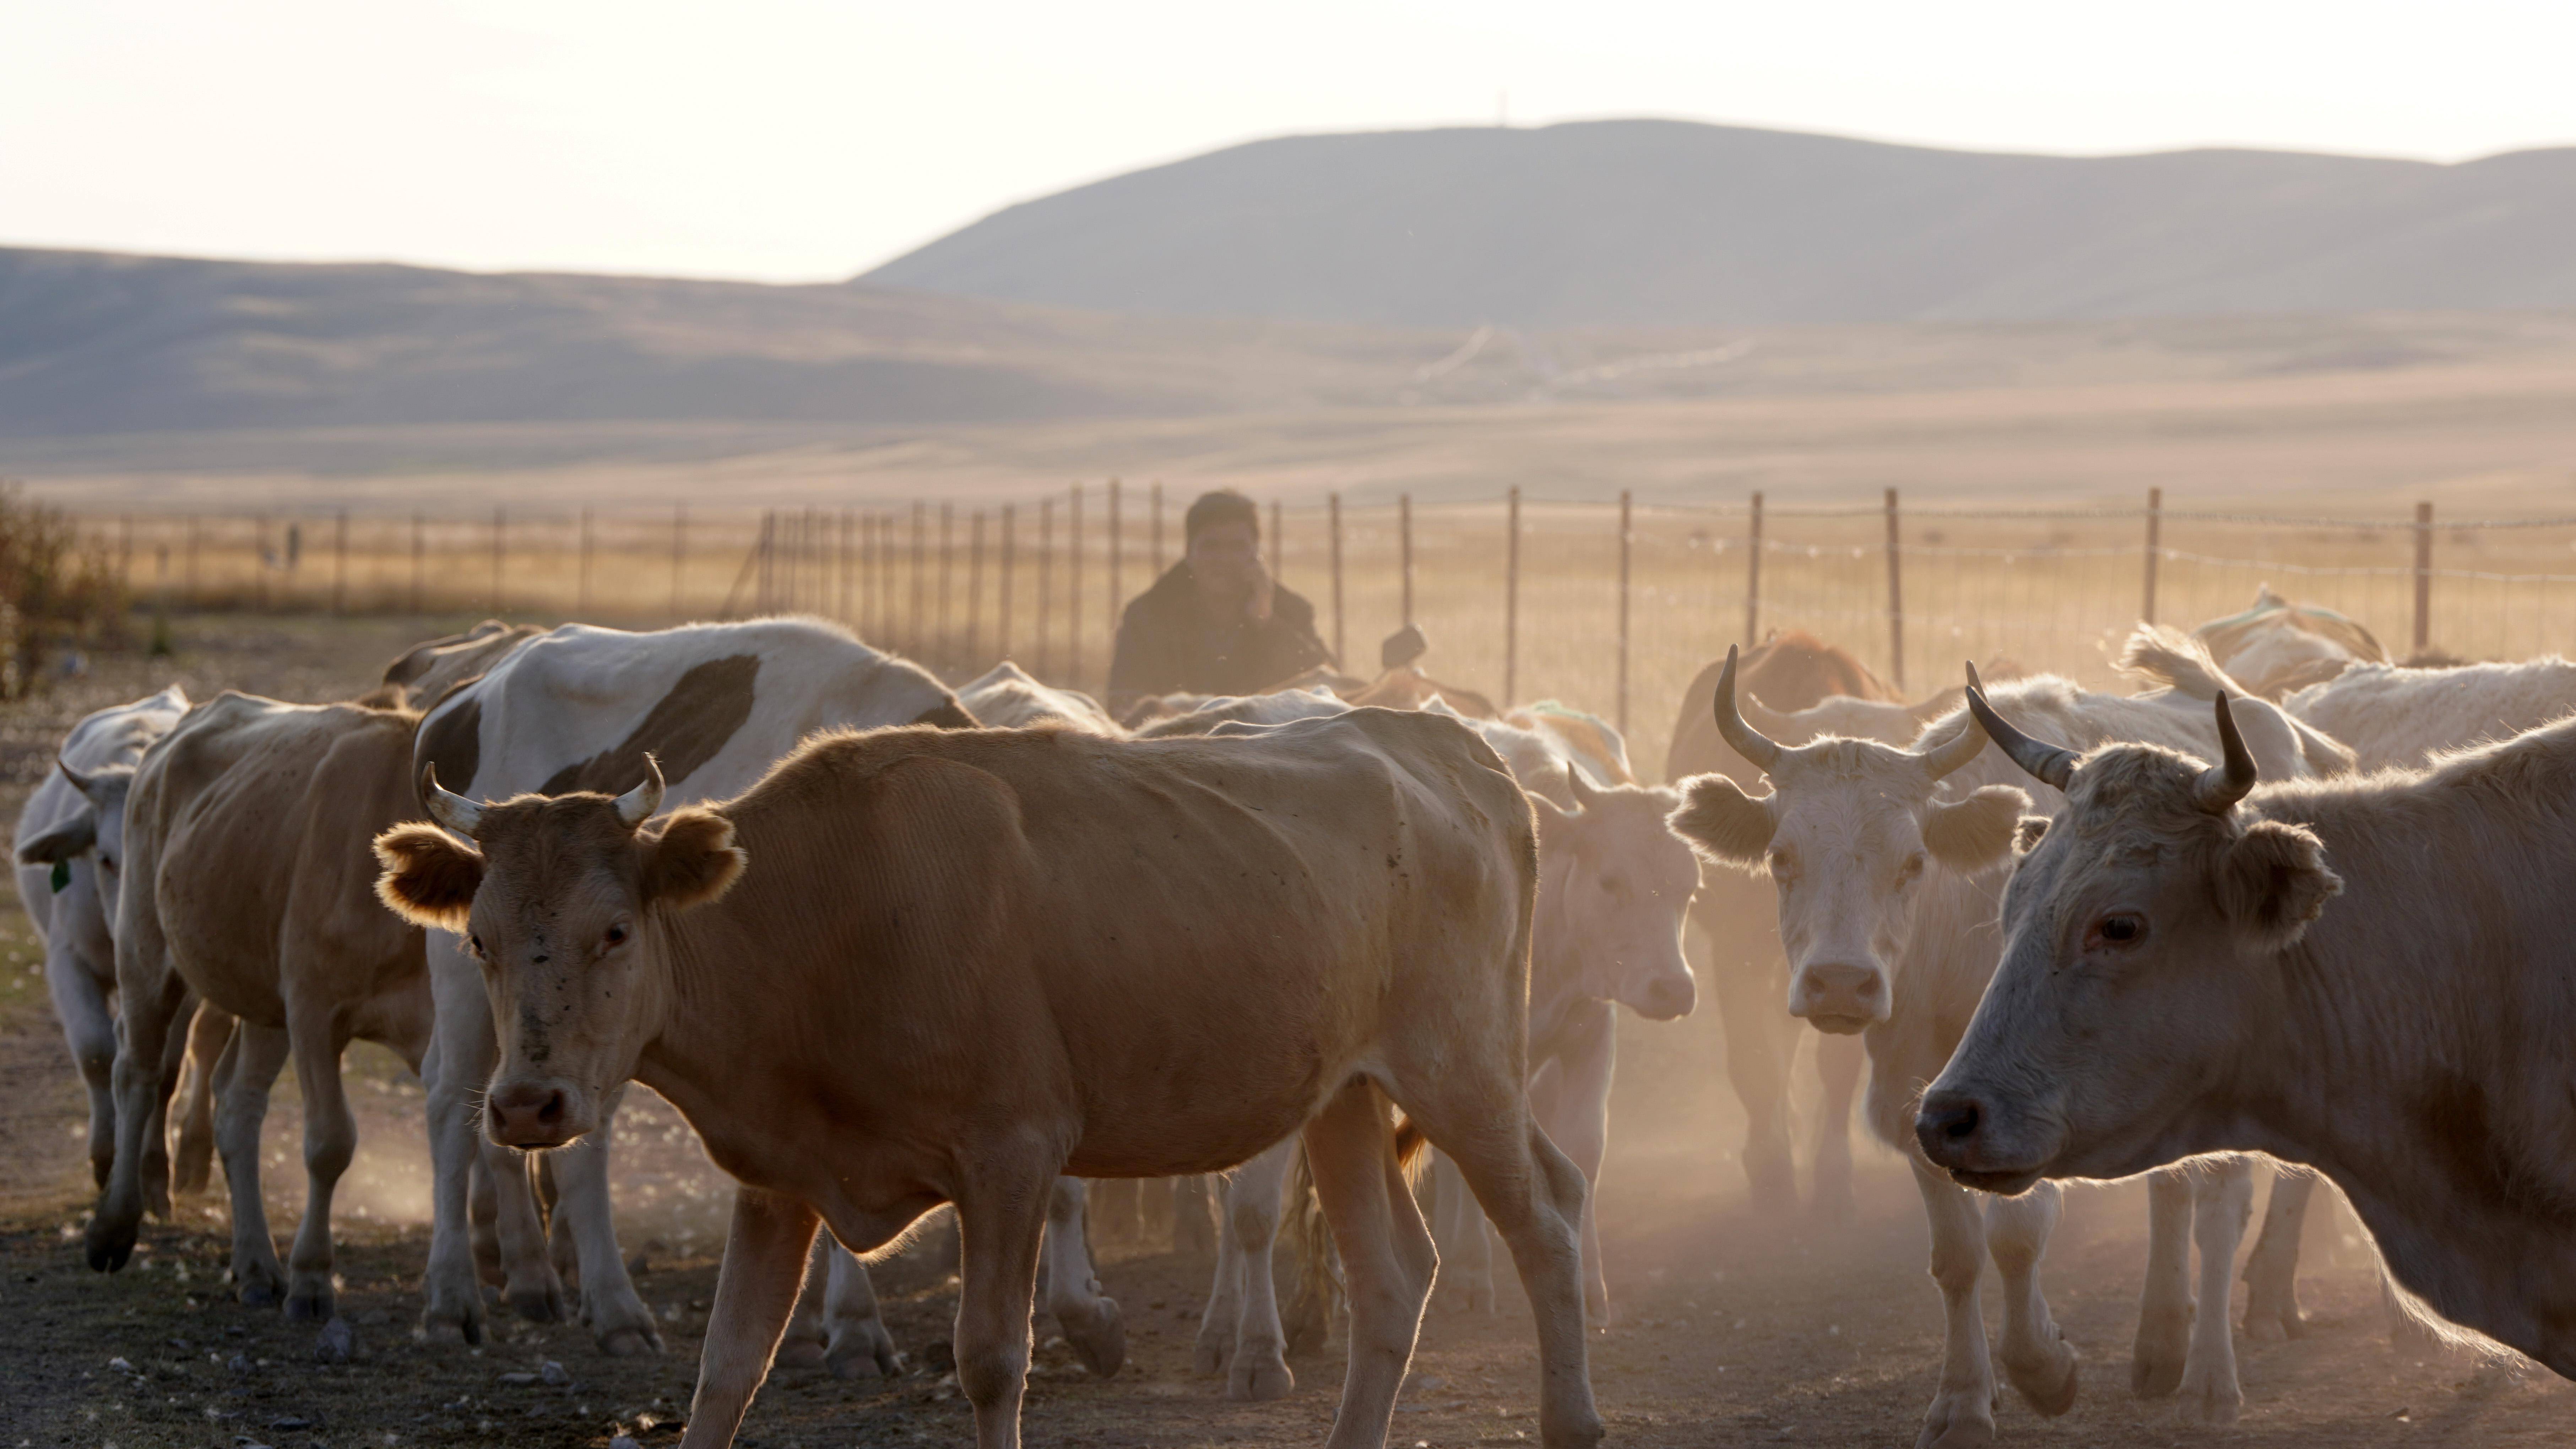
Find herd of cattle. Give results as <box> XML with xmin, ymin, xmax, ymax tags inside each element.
<box><xmin>15</xmin><ymin>585</ymin><xmax>2576</xmax><ymax>1449</ymax></box>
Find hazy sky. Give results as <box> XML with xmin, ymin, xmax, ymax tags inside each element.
<box><xmin>9</xmin><ymin>0</ymin><xmax>2572</xmax><ymax>283</ymax></box>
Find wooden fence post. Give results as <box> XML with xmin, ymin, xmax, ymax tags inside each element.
<box><xmin>1400</xmin><ymin>493</ymin><xmax>1415</xmax><ymax>626</ymax></box>
<box><xmin>256</xmin><ymin>514</ymin><xmax>271</xmax><ymax>611</ymax></box>
<box><xmin>998</xmin><ymin>504</ymin><xmax>1017</xmax><ymax>661</ymax></box>
<box><xmin>668</xmin><ymin>505</ymin><xmax>687</xmax><ymax>622</ymax></box>
<box><xmin>1329</xmin><ymin>492</ymin><xmax>1345</xmax><ymax>666</ymax></box>
<box><xmin>1744</xmin><ymin>492</ymin><xmax>1763</xmax><ymax>648</ymax></box>
<box><xmin>2413</xmin><ymin>501</ymin><xmax>2434</xmax><ymax>653</ymax></box>
<box><xmin>332</xmin><ymin>509</ymin><xmax>349</xmax><ymax>615</ymax></box>
<box><xmin>1504</xmin><ymin>487</ymin><xmax>1522</xmax><ymax>704</ymax></box>
<box><xmin>185</xmin><ymin>516</ymin><xmax>202</xmax><ymax>604</ymax></box>
<box><xmin>1883</xmin><ymin>487</ymin><xmax>1905</xmax><ymax>690</ymax></box>
<box><xmin>910</xmin><ymin>502</ymin><xmax>928</xmax><ymax>658</ymax></box>
<box><xmin>2143</xmin><ymin>487</ymin><xmax>2163</xmax><ymax>625</ymax></box>
<box><xmin>756</xmin><ymin>509</ymin><xmax>775</xmax><ymax>614</ymax></box>
<box><xmin>1070</xmin><ymin>484</ymin><xmax>1086</xmax><ymax>690</ymax></box>
<box><xmin>491</xmin><ymin>507</ymin><xmax>506</xmax><ymax>617</ymax></box>
<box><xmin>938</xmin><ymin>503</ymin><xmax>954</xmax><ymax>664</ymax></box>
<box><xmin>409</xmin><ymin>513</ymin><xmax>424</xmax><ymax>614</ymax></box>
<box><xmin>967</xmin><ymin>510</ymin><xmax>986</xmax><ymax>666</ymax></box>
<box><xmin>1037</xmin><ymin>498</ymin><xmax>1056</xmax><ymax>679</ymax></box>
<box><xmin>578</xmin><ymin>508</ymin><xmax>595</xmax><ymax>616</ymax></box>
<box><xmin>120</xmin><ymin>515</ymin><xmax>134</xmax><ymax>590</ymax></box>
<box><xmin>1617</xmin><ymin>489</ymin><xmax>1633</xmax><ymax>734</ymax></box>
<box><xmin>1108</xmin><ymin>479</ymin><xmax>1123</xmax><ymax>635</ymax></box>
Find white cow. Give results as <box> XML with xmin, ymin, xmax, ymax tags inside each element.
<box><xmin>12</xmin><ymin>687</ymin><xmax>203</xmax><ymax>1201</ymax></box>
<box><xmin>1923</xmin><ymin>690</ymin><xmax>2576</xmax><ymax>1377</ymax></box>
<box><xmin>410</xmin><ymin>619</ymin><xmax>1120</xmax><ymax>1374</ymax></box>
<box><xmin>1669</xmin><ymin>647</ymin><xmax>2345</xmax><ymax>1445</ymax></box>
<box><xmin>2284</xmin><ymin>656</ymin><xmax>2576</xmax><ymax>771</ymax></box>
<box><xmin>956</xmin><ymin>662</ymin><xmax>1123</xmax><ymax>734</ymax></box>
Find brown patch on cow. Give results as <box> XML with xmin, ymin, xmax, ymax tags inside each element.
<box><xmin>416</xmin><ymin>695</ymin><xmax>485</xmax><ymax>803</ymax></box>
<box><xmin>538</xmin><ymin>654</ymin><xmax>762</xmax><ymax>797</ymax></box>
<box><xmin>372</xmin><ymin>824</ymin><xmax>486</xmax><ymax>932</ymax></box>
<box><xmin>910</xmin><ymin>698</ymin><xmax>980</xmax><ymax>730</ymax></box>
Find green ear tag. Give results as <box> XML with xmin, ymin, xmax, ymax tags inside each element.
<box><xmin>50</xmin><ymin>859</ymin><xmax>72</xmax><ymax>894</ymax></box>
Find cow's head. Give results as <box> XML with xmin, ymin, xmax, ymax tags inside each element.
<box><xmin>1529</xmin><ymin>768</ymin><xmax>1699</xmax><ymax>1020</ymax></box>
<box><xmin>372</xmin><ymin>757</ymin><xmax>746</xmax><ymax>1151</ymax></box>
<box><xmin>18</xmin><ymin>760</ymin><xmax>143</xmax><ymax>917</ymax></box>
<box><xmin>1916</xmin><ymin>686</ymin><xmax>2341</xmax><ymax>1193</ymax></box>
<box><xmin>1667</xmin><ymin>648</ymin><xmax>2028</xmax><ymax>1033</ymax></box>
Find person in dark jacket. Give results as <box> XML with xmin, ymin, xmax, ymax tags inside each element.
<box><xmin>1107</xmin><ymin>490</ymin><xmax>1331</xmax><ymax>715</ymax></box>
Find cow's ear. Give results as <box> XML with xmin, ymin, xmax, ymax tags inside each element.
<box><xmin>2014</xmin><ymin>815</ymin><xmax>2050</xmax><ymax>855</ymax></box>
<box><xmin>1666</xmin><ymin>774</ymin><xmax>1773</xmax><ymax>868</ymax></box>
<box><xmin>373</xmin><ymin>824</ymin><xmax>484</xmax><ymax>932</ymax></box>
<box><xmin>2217</xmin><ymin>819</ymin><xmax>2341</xmax><ymax>952</ymax></box>
<box><xmin>1526</xmin><ymin>791</ymin><xmax>1572</xmax><ymax>840</ymax></box>
<box><xmin>642</xmin><ymin>807</ymin><xmax>747</xmax><ymax>912</ymax></box>
<box><xmin>1924</xmin><ymin>785</ymin><xmax>2030</xmax><ymax>872</ymax></box>
<box><xmin>17</xmin><ymin>810</ymin><xmax>97</xmax><ymax>866</ymax></box>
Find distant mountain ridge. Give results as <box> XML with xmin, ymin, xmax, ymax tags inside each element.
<box><xmin>861</xmin><ymin>119</ymin><xmax>2576</xmax><ymax>328</ymax></box>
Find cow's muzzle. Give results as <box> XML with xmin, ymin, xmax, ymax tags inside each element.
<box><xmin>486</xmin><ymin>1079</ymin><xmax>590</xmax><ymax>1150</ymax></box>
<box><xmin>1788</xmin><ymin>960</ymin><xmax>1887</xmax><ymax>1034</ymax></box>
<box><xmin>1621</xmin><ymin>968</ymin><xmax>1697</xmax><ymax>1022</ymax></box>
<box><xmin>1915</xmin><ymin>1087</ymin><xmax>2044</xmax><ymax>1195</ymax></box>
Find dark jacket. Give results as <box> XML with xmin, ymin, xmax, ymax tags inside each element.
<box><xmin>1107</xmin><ymin>562</ymin><xmax>1331</xmax><ymax>710</ymax></box>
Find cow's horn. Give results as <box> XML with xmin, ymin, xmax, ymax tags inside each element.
<box><xmin>56</xmin><ymin>757</ymin><xmax>99</xmax><ymax>797</ymax></box>
<box><xmin>614</xmin><ymin>755</ymin><xmax>665</xmax><ymax>829</ymax></box>
<box><xmin>2192</xmin><ymin>694</ymin><xmax>2258</xmax><ymax>814</ymax></box>
<box><xmin>1712</xmin><ymin>645</ymin><xmax>1782</xmax><ymax>771</ymax></box>
<box><xmin>422</xmin><ymin>765</ymin><xmax>485</xmax><ymax>836</ymax></box>
<box><xmin>1910</xmin><ymin>669</ymin><xmax>1989</xmax><ymax>781</ymax></box>
<box><xmin>1963</xmin><ymin>663</ymin><xmax>2077</xmax><ymax>791</ymax></box>
<box><xmin>1564</xmin><ymin>761</ymin><xmax>1598</xmax><ymax>809</ymax></box>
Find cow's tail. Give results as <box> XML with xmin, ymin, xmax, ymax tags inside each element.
<box><xmin>1281</xmin><ymin>1141</ymin><xmax>1341</xmax><ymax>1356</ymax></box>
<box><xmin>2118</xmin><ymin>624</ymin><xmax>2255</xmax><ymax>701</ymax></box>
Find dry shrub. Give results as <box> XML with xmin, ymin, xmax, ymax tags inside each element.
<box><xmin>0</xmin><ymin>484</ymin><xmax>127</xmax><ymax>697</ymax></box>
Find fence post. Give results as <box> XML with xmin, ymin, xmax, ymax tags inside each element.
<box><xmin>185</xmin><ymin>516</ymin><xmax>201</xmax><ymax>604</ymax></box>
<box><xmin>256</xmin><ymin>514</ymin><xmax>271</xmax><ymax>611</ymax></box>
<box><xmin>1504</xmin><ymin>487</ymin><xmax>1521</xmax><ymax>704</ymax></box>
<box><xmin>1744</xmin><ymin>492</ymin><xmax>1763</xmax><ymax>648</ymax></box>
<box><xmin>756</xmin><ymin>509</ymin><xmax>775</xmax><ymax>614</ymax></box>
<box><xmin>1108</xmin><ymin>479</ymin><xmax>1123</xmax><ymax>635</ymax></box>
<box><xmin>2413</xmin><ymin>501</ymin><xmax>2434</xmax><ymax>653</ymax></box>
<box><xmin>1617</xmin><ymin>490</ymin><xmax>1633</xmax><ymax>734</ymax></box>
<box><xmin>938</xmin><ymin>503</ymin><xmax>955</xmax><ymax>664</ymax></box>
<box><xmin>1070</xmin><ymin>484</ymin><xmax>1086</xmax><ymax>690</ymax></box>
<box><xmin>2143</xmin><ymin>487</ymin><xmax>2163</xmax><ymax>625</ymax></box>
<box><xmin>1329</xmin><ymin>492</ymin><xmax>1345</xmax><ymax>666</ymax></box>
<box><xmin>332</xmin><ymin>509</ymin><xmax>349</xmax><ymax>615</ymax></box>
<box><xmin>120</xmin><ymin>515</ymin><xmax>134</xmax><ymax>590</ymax></box>
<box><xmin>1399</xmin><ymin>493</ymin><xmax>1415</xmax><ymax>626</ymax></box>
<box><xmin>998</xmin><ymin>504</ymin><xmax>1017</xmax><ymax>661</ymax></box>
<box><xmin>1037</xmin><ymin>498</ymin><xmax>1056</xmax><ymax>679</ymax></box>
<box><xmin>967</xmin><ymin>510</ymin><xmax>986</xmax><ymax>666</ymax></box>
<box><xmin>910</xmin><ymin>502</ymin><xmax>928</xmax><ymax>657</ymax></box>
<box><xmin>491</xmin><ymin>507</ymin><xmax>506</xmax><ymax>617</ymax></box>
<box><xmin>668</xmin><ymin>505</ymin><xmax>688</xmax><ymax>622</ymax></box>
<box><xmin>410</xmin><ymin>513</ymin><xmax>424</xmax><ymax>614</ymax></box>
<box><xmin>1151</xmin><ymin>482</ymin><xmax>1165</xmax><ymax>574</ymax></box>
<box><xmin>1883</xmin><ymin>487</ymin><xmax>1905</xmax><ymax>690</ymax></box>
<box><xmin>577</xmin><ymin>508</ymin><xmax>594</xmax><ymax>616</ymax></box>
<box><xmin>1269</xmin><ymin>499</ymin><xmax>1283</xmax><ymax>580</ymax></box>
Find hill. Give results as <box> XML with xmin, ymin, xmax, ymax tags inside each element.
<box><xmin>861</xmin><ymin>119</ymin><xmax>2576</xmax><ymax>328</ymax></box>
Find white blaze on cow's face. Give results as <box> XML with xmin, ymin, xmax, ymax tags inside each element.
<box><xmin>372</xmin><ymin>766</ymin><xmax>745</xmax><ymax>1151</ymax></box>
<box><xmin>1532</xmin><ymin>780</ymin><xmax>1700</xmax><ymax>1020</ymax></box>
<box><xmin>1918</xmin><ymin>692</ymin><xmax>2341</xmax><ymax>1194</ymax></box>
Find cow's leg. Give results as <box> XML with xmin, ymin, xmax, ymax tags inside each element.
<box><xmin>212</xmin><ymin>1023</ymin><xmax>292</xmax><ymax>1305</ymax></box>
<box><xmin>1039</xmin><ymin>1176</ymin><xmax>1124</xmax><ymax>1377</ymax></box>
<box><xmin>546</xmin><ymin>1080</ymin><xmax>656</xmax><ymax>1352</ymax></box>
<box><xmin>1809</xmin><ymin>1031</ymin><xmax>1865</xmax><ymax>1223</ymax></box>
<box><xmin>142</xmin><ymin>988</ymin><xmax>197</xmax><ymax>1218</ymax></box>
<box><xmin>1910</xmin><ymin>1156</ymin><xmax>2000</xmax><ymax>1449</ymax></box>
<box><xmin>1404</xmin><ymin>1088</ymin><xmax>1599</xmax><ymax>1448</ymax></box>
<box><xmin>1985</xmin><ymin>1182</ymin><xmax>2078</xmax><ymax>1417</ymax></box>
<box><xmin>953</xmin><ymin>1150</ymin><xmax>1058</xmax><ymax>1449</ymax></box>
<box><xmin>1533</xmin><ymin>1006</ymin><xmax>1616</xmax><ymax>1327</ymax></box>
<box><xmin>282</xmin><ymin>1007</ymin><xmax>357</xmax><ymax>1323</ymax></box>
<box><xmin>677</xmin><ymin>1187</ymin><xmax>819</xmax><ymax>1449</ymax></box>
<box><xmin>821</xmin><ymin>1246</ymin><xmax>901</xmax><ymax>1378</ymax></box>
<box><xmin>2132</xmin><ymin>1168</ymin><xmax>2194</xmax><ymax>1397</ymax></box>
<box><xmin>172</xmin><ymin>1003</ymin><xmax>233</xmax><ymax>1196</ymax></box>
<box><xmin>1172</xmin><ymin>1174</ymin><xmax>1217</xmax><ymax>1255</ymax></box>
<box><xmin>44</xmin><ymin>935</ymin><xmax>120</xmax><ymax>1191</ymax></box>
<box><xmin>2176</xmin><ymin>1160</ymin><xmax>2252</xmax><ymax>1426</ymax></box>
<box><xmin>1302</xmin><ymin>1085</ymin><xmax>1442</xmax><ymax>1449</ymax></box>
<box><xmin>423</xmin><ymin>943</ymin><xmax>560</xmax><ymax>1341</ymax></box>
<box><xmin>1203</xmin><ymin>1145</ymin><xmax>1293</xmax><ymax>1399</ymax></box>
<box><xmin>2240</xmin><ymin>1165</ymin><xmax>2315</xmax><ymax>1342</ymax></box>
<box><xmin>85</xmin><ymin>956</ymin><xmax>188</xmax><ymax>1274</ymax></box>
<box><xmin>776</xmin><ymin>1235</ymin><xmax>836</xmax><ymax>1367</ymax></box>
<box><xmin>1425</xmin><ymin>1151</ymin><xmax>1493</xmax><ymax>1314</ymax></box>
<box><xmin>1702</xmin><ymin>924</ymin><xmax>1795</xmax><ymax>1213</ymax></box>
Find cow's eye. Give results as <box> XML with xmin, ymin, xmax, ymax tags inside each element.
<box><xmin>1767</xmin><ymin>849</ymin><xmax>1796</xmax><ymax>883</ymax></box>
<box><xmin>1896</xmin><ymin>852</ymin><xmax>1926</xmax><ymax>885</ymax></box>
<box><xmin>97</xmin><ymin>854</ymin><xmax>116</xmax><ymax>873</ymax></box>
<box><xmin>603</xmin><ymin>923</ymin><xmax>629</xmax><ymax>948</ymax></box>
<box><xmin>467</xmin><ymin>934</ymin><xmax>486</xmax><ymax>959</ymax></box>
<box><xmin>2089</xmin><ymin>914</ymin><xmax>2147</xmax><ymax>949</ymax></box>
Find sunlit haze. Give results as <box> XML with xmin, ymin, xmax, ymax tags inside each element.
<box><xmin>9</xmin><ymin>0</ymin><xmax>2575</xmax><ymax>283</ymax></box>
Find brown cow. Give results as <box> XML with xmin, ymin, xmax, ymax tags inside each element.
<box><xmin>376</xmin><ymin>712</ymin><xmax>1602</xmax><ymax>1449</ymax></box>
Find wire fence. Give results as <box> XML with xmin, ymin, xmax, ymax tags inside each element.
<box><xmin>77</xmin><ymin>489</ymin><xmax>2576</xmax><ymax>777</ymax></box>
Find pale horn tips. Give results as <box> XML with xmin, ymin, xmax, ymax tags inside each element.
<box><xmin>1963</xmin><ymin>662</ymin><xmax>2078</xmax><ymax>791</ymax></box>
<box><xmin>614</xmin><ymin>754</ymin><xmax>666</xmax><ymax>829</ymax></box>
<box><xmin>2191</xmin><ymin>693</ymin><xmax>2260</xmax><ymax>815</ymax></box>
<box><xmin>1712</xmin><ymin>645</ymin><xmax>1783</xmax><ymax>771</ymax></box>
<box><xmin>422</xmin><ymin>764</ymin><xmax>486</xmax><ymax>837</ymax></box>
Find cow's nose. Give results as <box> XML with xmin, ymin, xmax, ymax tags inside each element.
<box><xmin>1636</xmin><ymin>973</ymin><xmax>1697</xmax><ymax>1021</ymax></box>
<box><xmin>1790</xmin><ymin>962</ymin><xmax>1884</xmax><ymax>1031</ymax></box>
<box><xmin>487</xmin><ymin>1083</ymin><xmax>569</xmax><ymax>1147</ymax></box>
<box><xmin>1915</xmin><ymin>1090</ymin><xmax>1985</xmax><ymax>1168</ymax></box>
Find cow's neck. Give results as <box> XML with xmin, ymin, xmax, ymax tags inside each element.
<box><xmin>630</xmin><ymin>912</ymin><xmax>807</xmax><ymax>1182</ymax></box>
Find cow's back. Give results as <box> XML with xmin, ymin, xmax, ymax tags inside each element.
<box><xmin>2288</xmin><ymin>658</ymin><xmax>2576</xmax><ymax>772</ymax></box>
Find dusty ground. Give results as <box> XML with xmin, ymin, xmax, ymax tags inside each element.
<box><xmin>3</xmin><ymin>618</ymin><xmax>2571</xmax><ymax>1448</ymax></box>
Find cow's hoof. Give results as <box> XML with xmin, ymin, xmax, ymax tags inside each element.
<box><xmin>1539</xmin><ymin>1405</ymin><xmax>1606</xmax><ymax>1449</ymax></box>
<box><xmin>84</xmin><ymin>1220</ymin><xmax>137</xmax><ymax>1275</ymax></box>
<box><xmin>1191</xmin><ymin>1334</ymin><xmax>1230</xmax><ymax>1376</ymax></box>
<box><xmin>1058</xmin><ymin>1296</ymin><xmax>1125</xmax><ymax>1378</ymax></box>
<box><xmin>507</xmin><ymin>1274</ymin><xmax>568</xmax><ymax>1325</ymax></box>
<box><xmin>598</xmin><ymin>1325</ymin><xmax>661</xmax><ymax>1358</ymax></box>
<box><xmin>2175</xmin><ymin>1364</ymin><xmax>2242</xmax><ymax>1427</ymax></box>
<box><xmin>774</xmin><ymin>1334</ymin><xmax>827</xmax><ymax>1368</ymax></box>
<box><xmin>1914</xmin><ymin>1389</ymin><xmax>1999</xmax><ymax>1449</ymax></box>
<box><xmin>1227</xmin><ymin>1354</ymin><xmax>1293</xmax><ymax>1401</ymax></box>
<box><xmin>824</xmin><ymin>1319</ymin><xmax>899</xmax><ymax>1379</ymax></box>
<box><xmin>285</xmin><ymin>1282</ymin><xmax>336</xmax><ymax>1323</ymax></box>
<box><xmin>2001</xmin><ymin>1334</ymin><xmax>2079</xmax><ymax>1418</ymax></box>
